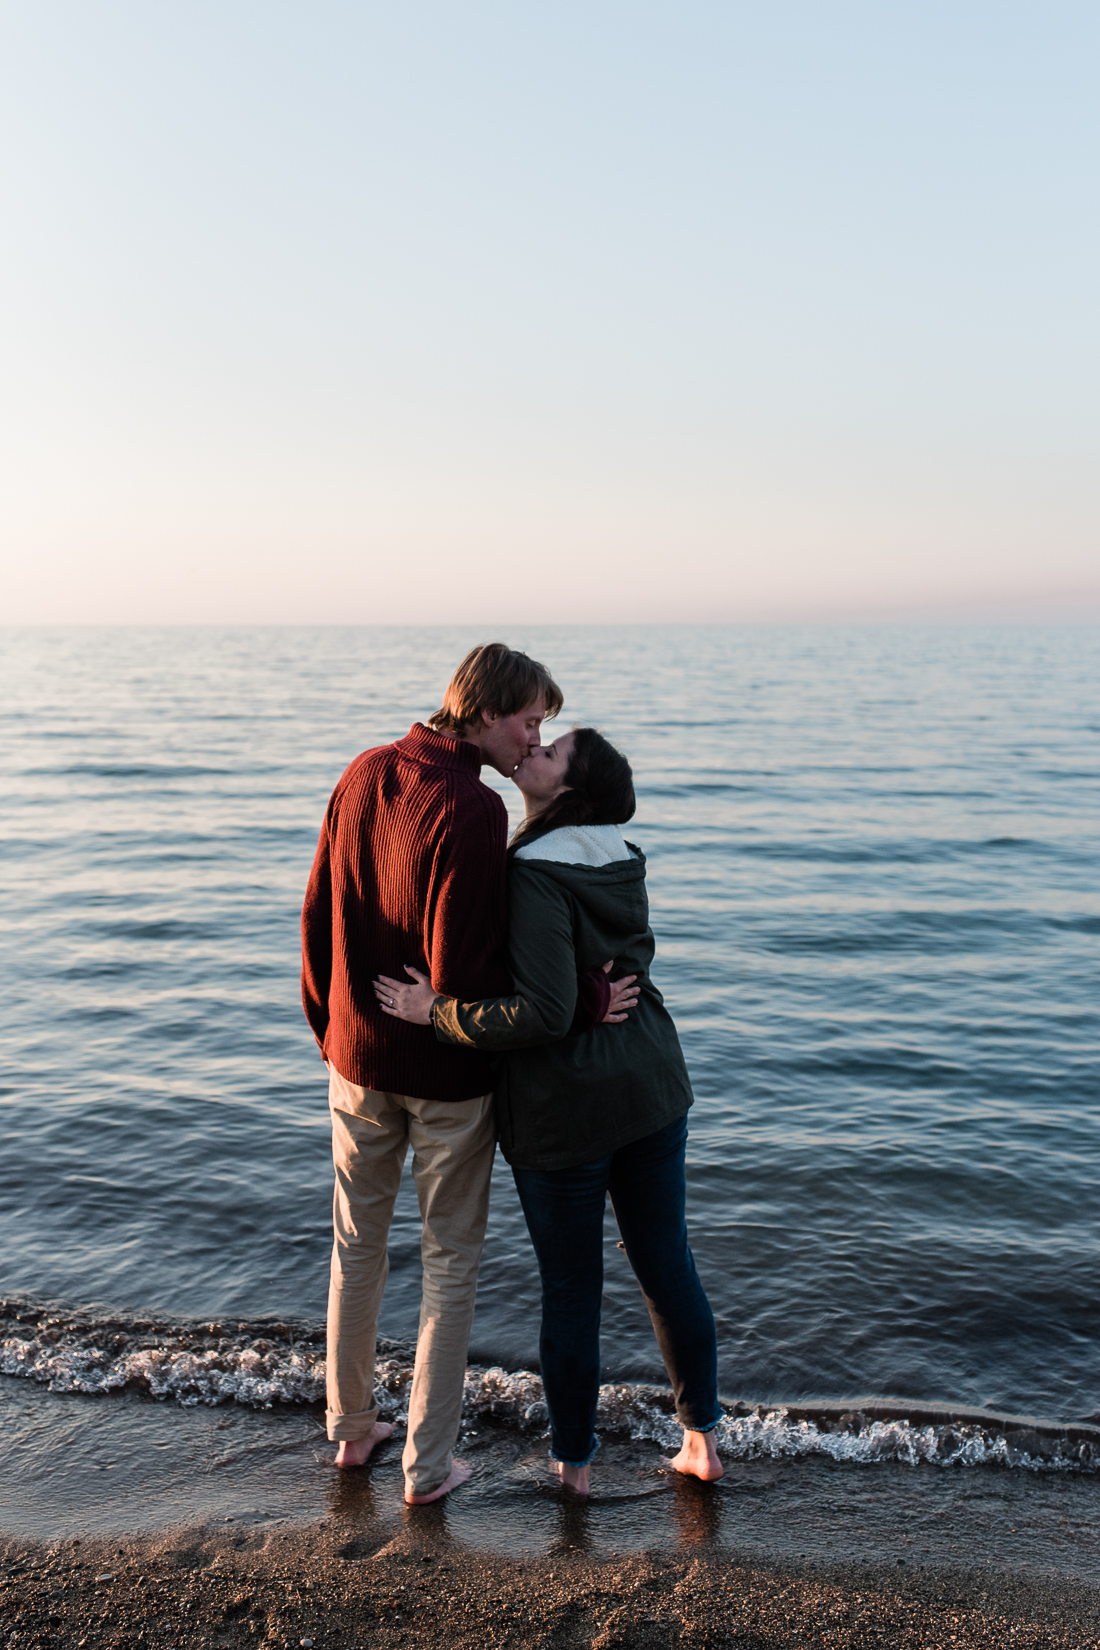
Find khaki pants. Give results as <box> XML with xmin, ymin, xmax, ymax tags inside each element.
<box><xmin>326</xmin><ymin>1065</ymin><xmax>495</xmax><ymax>1498</ymax></box>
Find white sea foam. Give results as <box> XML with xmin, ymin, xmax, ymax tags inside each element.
<box><xmin>451</xmin><ymin>1368</ymin><xmax>1099</xmax><ymax>1473</ymax></box>
<box><xmin>0</xmin><ymin>1322</ymin><xmax>327</xmax><ymax>1407</ymax></box>
<box><xmin>711</xmin><ymin>1409</ymin><xmax>1064</xmax><ymax>1471</ymax></box>
<box><xmin>3</xmin><ymin>1304</ymin><xmax>1097</xmax><ymax>1471</ymax></box>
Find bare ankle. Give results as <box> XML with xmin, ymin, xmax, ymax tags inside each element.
<box><xmin>333</xmin><ymin>1420</ymin><xmax>394</xmax><ymax>1469</ymax></box>
<box><xmin>551</xmin><ymin>1458</ymin><xmax>591</xmax><ymax>1497</ymax></box>
<box><xmin>662</xmin><ymin>1427</ymin><xmax>723</xmax><ymax>1482</ymax></box>
<box><xmin>404</xmin><ymin>1458</ymin><xmax>472</xmax><ymax>1505</ymax></box>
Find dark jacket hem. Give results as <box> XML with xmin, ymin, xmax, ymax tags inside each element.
<box><xmin>499</xmin><ymin>1093</ymin><xmax>693</xmax><ymax>1172</ymax></box>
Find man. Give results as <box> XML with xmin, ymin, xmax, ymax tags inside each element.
<box><xmin>301</xmin><ymin>643</ymin><xmax>623</xmax><ymax>1504</ymax></box>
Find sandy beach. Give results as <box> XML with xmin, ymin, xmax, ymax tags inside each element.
<box><xmin>4</xmin><ymin>1514</ymin><xmax>1100</xmax><ymax>1650</ymax></box>
<box><xmin>6</xmin><ymin>1376</ymin><xmax>1100</xmax><ymax>1649</ymax></box>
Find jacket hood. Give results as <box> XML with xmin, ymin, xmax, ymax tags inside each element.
<box><xmin>510</xmin><ymin>843</ymin><xmax>649</xmax><ymax>952</ymax></box>
<box><xmin>513</xmin><ymin>821</ymin><xmax>632</xmax><ymax>868</ymax></box>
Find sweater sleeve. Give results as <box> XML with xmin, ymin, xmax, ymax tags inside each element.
<box><xmin>572</xmin><ymin>966</ymin><xmax>612</xmax><ymax>1031</ymax></box>
<box><xmin>300</xmin><ymin>808</ymin><xmax>334</xmax><ymax>1057</ymax></box>
<box><xmin>431</xmin><ymin>867</ymin><xmax>580</xmax><ymax>1050</ymax></box>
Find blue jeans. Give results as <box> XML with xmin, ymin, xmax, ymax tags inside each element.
<box><xmin>511</xmin><ymin>1115</ymin><xmax>720</xmax><ymax>1466</ymax></box>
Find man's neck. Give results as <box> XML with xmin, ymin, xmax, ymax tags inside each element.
<box><xmin>451</xmin><ymin>722</ymin><xmax>497</xmax><ymax>769</ymax></box>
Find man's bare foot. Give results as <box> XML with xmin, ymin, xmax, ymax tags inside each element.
<box><xmin>333</xmin><ymin>1421</ymin><xmax>394</xmax><ymax>1468</ymax></box>
<box><xmin>404</xmin><ymin>1458</ymin><xmax>472</xmax><ymax>1505</ymax></box>
<box><xmin>550</xmin><ymin>1458</ymin><xmax>591</xmax><ymax>1497</ymax></box>
<box><xmin>662</xmin><ymin>1428</ymin><xmax>723</xmax><ymax>1481</ymax></box>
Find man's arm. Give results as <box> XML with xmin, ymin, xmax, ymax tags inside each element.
<box><xmin>573</xmin><ymin>966</ymin><xmax>612</xmax><ymax>1030</ymax></box>
<box><xmin>300</xmin><ymin>813</ymin><xmax>334</xmax><ymax>1055</ymax></box>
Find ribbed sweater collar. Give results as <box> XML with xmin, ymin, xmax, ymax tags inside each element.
<box><xmin>395</xmin><ymin>722</ymin><xmax>483</xmax><ymax>774</ymax></box>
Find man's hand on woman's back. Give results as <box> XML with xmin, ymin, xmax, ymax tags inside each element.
<box><xmin>603</xmin><ymin>960</ymin><xmax>640</xmax><ymax>1024</ymax></box>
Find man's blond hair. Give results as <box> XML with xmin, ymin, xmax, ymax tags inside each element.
<box><xmin>429</xmin><ymin>643</ymin><xmax>563</xmax><ymax>737</ymax></box>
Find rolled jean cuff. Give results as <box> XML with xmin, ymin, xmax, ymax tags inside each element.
<box><xmin>327</xmin><ymin>1406</ymin><xmax>380</xmax><ymax>1442</ymax></box>
<box><xmin>682</xmin><ymin>1413</ymin><xmax>723</xmax><ymax>1435</ymax></box>
<box><xmin>550</xmin><ymin>1436</ymin><xmax>601</xmax><ymax>1469</ymax></box>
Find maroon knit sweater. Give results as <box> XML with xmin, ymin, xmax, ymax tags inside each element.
<box><xmin>301</xmin><ymin>723</ymin><xmax>513</xmax><ymax>1102</ymax></box>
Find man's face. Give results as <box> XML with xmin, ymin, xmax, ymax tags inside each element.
<box><xmin>477</xmin><ymin>699</ymin><xmax>546</xmax><ymax>777</ymax></box>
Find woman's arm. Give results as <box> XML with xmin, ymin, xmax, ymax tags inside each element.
<box><xmin>374</xmin><ymin>869</ymin><xmax>638</xmax><ymax>1049</ymax></box>
<box><xmin>375</xmin><ymin>958</ymin><xmax>637</xmax><ymax>1045</ymax></box>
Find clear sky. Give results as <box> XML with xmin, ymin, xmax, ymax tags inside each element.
<box><xmin>2</xmin><ymin>1</ymin><xmax>1098</xmax><ymax>624</ymax></box>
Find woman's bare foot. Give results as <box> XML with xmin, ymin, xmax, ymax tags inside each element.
<box><xmin>662</xmin><ymin>1428</ymin><xmax>723</xmax><ymax>1481</ymax></box>
<box><xmin>333</xmin><ymin>1421</ymin><xmax>394</xmax><ymax>1468</ymax></box>
<box><xmin>404</xmin><ymin>1458</ymin><xmax>473</xmax><ymax>1505</ymax></box>
<box><xmin>550</xmin><ymin>1458</ymin><xmax>591</xmax><ymax>1497</ymax></box>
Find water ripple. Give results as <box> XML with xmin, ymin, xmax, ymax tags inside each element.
<box><xmin>1</xmin><ymin>624</ymin><xmax>1097</xmax><ymax>1426</ymax></box>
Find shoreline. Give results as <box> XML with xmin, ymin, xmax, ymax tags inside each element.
<box><xmin>6</xmin><ymin>1381</ymin><xmax>1100</xmax><ymax>1650</ymax></box>
<box><xmin>6</xmin><ymin>1378</ymin><xmax>1100</xmax><ymax>1576</ymax></box>
<box><xmin>4</xmin><ymin>1516</ymin><xmax>1099</xmax><ymax>1650</ymax></box>
<box><xmin>4</xmin><ymin>1299</ymin><xmax>1098</xmax><ymax>1475</ymax></box>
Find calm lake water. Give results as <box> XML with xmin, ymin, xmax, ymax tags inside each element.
<box><xmin>1</xmin><ymin>624</ymin><xmax>1097</xmax><ymax>1428</ymax></box>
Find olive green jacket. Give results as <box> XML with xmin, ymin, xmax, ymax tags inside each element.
<box><xmin>430</xmin><ymin>841</ymin><xmax>693</xmax><ymax>1170</ymax></box>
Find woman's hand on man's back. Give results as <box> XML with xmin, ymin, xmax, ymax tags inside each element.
<box><xmin>374</xmin><ymin>966</ymin><xmax>442</xmax><ymax>1025</ymax></box>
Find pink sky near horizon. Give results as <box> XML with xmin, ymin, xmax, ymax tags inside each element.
<box><xmin>2</xmin><ymin>2</ymin><xmax>1099</xmax><ymax>626</ymax></box>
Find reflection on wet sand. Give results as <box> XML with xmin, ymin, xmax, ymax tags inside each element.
<box><xmin>4</xmin><ymin>1386</ymin><xmax>1100</xmax><ymax>1587</ymax></box>
<box><xmin>668</xmin><ymin>1471</ymin><xmax>723</xmax><ymax>1549</ymax></box>
<box><xmin>549</xmin><ymin>1487</ymin><xmax>593</xmax><ymax>1557</ymax></box>
<box><xmin>325</xmin><ymin>1457</ymin><xmax>380</xmax><ymax>1526</ymax></box>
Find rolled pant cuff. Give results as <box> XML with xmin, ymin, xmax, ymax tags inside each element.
<box><xmin>681</xmin><ymin>1413</ymin><xmax>723</xmax><ymax>1434</ymax></box>
<box><xmin>327</xmin><ymin>1407</ymin><xmax>380</xmax><ymax>1442</ymax></box>
<box><xmin>549</xmin><ymin>1437</ymin><xmax>601</xmax><ymax>1469</ymax></box>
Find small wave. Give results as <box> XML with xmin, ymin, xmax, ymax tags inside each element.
<box><xmin>711</xmin><ymin>1404</ymin><xmax>1100</xmax><ymax>1473</ymax></box>
<box><xmin>0</xmin><ymin>1300</ymin><xmax>328</xmax><ymax>1409</ymax></box>
<box><xmin>37</xmin><ymin>763</ymin><xmax>233</xmax><ymax>780</ymax></box>
<box><xmin>458</xmin><ymin>1377</ymin><xmax>1100</xmax><ymax>1475</ymax></box>
<box><xmin>3</xmin><ymin>1299</ymin><xmax>1098</xmax><ymax>1472</ymax></box>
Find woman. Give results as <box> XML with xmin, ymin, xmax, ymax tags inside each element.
<box><xmin>375</xmin><ymin>728</ymin><xmax>722</xmax><ymax>1494</ymax></box>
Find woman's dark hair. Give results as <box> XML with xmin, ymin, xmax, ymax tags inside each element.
<box><xmin>510</xmin><ymin>727</ymin><xmax>635</xmax><ymax>855</ymax></box>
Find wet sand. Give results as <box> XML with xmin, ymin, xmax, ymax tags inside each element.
<box><xmin>4</xmin><ymin>1380</ymin><xmax>1100</xmax><ymax>1647</ymax></box>
<box><xmin>4</xmin><ymin>1518</ymin><xmax>1100</xmax><ymax>1650</ymax></box>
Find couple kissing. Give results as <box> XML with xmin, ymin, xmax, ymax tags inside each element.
<box><xmin>301</xmin><ymin>643</ymin><xmax>721</xmax><ymax>1503</ymax></box>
